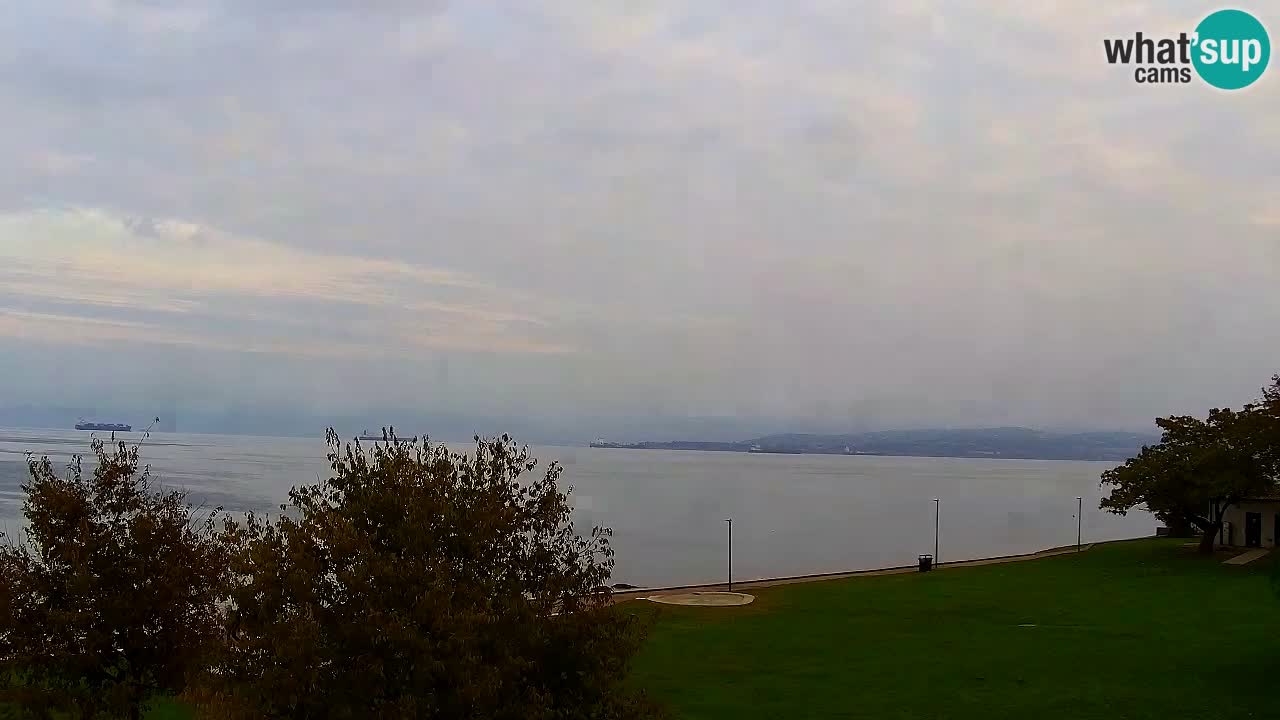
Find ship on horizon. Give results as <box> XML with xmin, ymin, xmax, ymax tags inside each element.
<box><xmin>747</xmin><ymin>444</ymin><xmax>802</xmax><ymax>454</ymax></box>
<box><xmin>590</xmin><ymin>438</ymin><xmax>638</xmax><ymax>449</ymax></box>
<box><xmin>358</xmin><ymin>429</ymin><xmax>417</xmax><ymax>443</ymax></box>
<box><xmin>74</xmin><ymin>418</ymin><xmax>132</xmax><ymax>432</ymax></box>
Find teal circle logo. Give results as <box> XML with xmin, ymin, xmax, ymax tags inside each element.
<box><xmin>1192</xmin><ymin>9</ymin><xmax>1270</xmax><ymax>90</ymax></box>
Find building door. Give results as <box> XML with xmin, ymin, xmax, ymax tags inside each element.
<box><xmin>1245</xmin><ymin>512</ymin><xmax>1262</xmax><ymax>548</ymax></box>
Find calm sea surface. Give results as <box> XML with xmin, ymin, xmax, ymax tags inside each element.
<box><xmin>0</xmin><ymin>428</ymin><xmax>1153</xmax><ymax>587</ymax></box>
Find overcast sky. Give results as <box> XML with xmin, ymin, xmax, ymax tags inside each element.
<box><xmin>1</xmin><ymin>1</ymin><xmax>1277</xmax><ymax>438</ymax></box>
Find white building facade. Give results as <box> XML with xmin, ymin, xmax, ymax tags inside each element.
<box><xmin>1221</xmin><ymin>498</ymin><xmax>1280</xmax><ymax>548</ymax></box>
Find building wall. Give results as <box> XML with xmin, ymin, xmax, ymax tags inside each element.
<box><xmin>1221</xmin><ymin>502</ymin><xmax>1280</xmax><ymax>547</ymax></box>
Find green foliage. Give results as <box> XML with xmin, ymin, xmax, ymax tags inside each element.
<box><xmin>0</xmin><ymin>439</ymin><xmax>230</xmax><ymax>720</ymax></box>
<box><xmin>1100</xmin><ymin>393</ymin><xmax>1279</xmax><ymax>552</ymax></box>
<box><xmin>1261</xmin><ymin>375</ymin><xmax>1280</xmax><ymax>464</ymax></box>
<box><xmin>193</xmin><ymin>429</ymin><xmax>662</xmax><ymax>720</ymax></box>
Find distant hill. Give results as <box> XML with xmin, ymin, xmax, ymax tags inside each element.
<box><xmin>591</xmin><ymin>427</ymin><xmax>1157</xmax><ymax>461</ymax></box>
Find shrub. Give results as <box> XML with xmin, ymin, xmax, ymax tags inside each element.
<box><xmin>0</xmin><ymin>439</ymin><xmax>230</xmax><ymax>720</ymax></box>
<box><xmin>194</xmin><ymin>429</ymin><xmax>662</xmax><ymax>720</ymax></box>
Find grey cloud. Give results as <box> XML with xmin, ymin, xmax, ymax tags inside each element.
<box><xmin>0</xmin><ymin>0</ymin><xmax>1277</xmax><ymax>436</ymax></box>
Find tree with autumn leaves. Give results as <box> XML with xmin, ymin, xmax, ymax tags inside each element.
<box><xmin>0</xmin><ymin>439</ymin><xmax>230</xmax><ymax>719</ymax></box>
<box><xmin>193</xmin><ymin>430</ymin><xmax>659</xmax><ymax>719</ymax></box>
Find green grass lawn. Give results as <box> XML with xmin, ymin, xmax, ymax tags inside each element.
<box><xmin>626</xmin><ymin>539</ymin><xmax>1280</xmax><ymax>720</ymax></box>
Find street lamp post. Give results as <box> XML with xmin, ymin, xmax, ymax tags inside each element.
<box><xmin>1076</xmin><ymin>496</ymin><xmax>1083</xmax><ymax>551</ymax></box>
<box><xmin>725</xmin><ymin>518</ymin><xmax>733</xmax><ymax>591</ymax></box>
<box><xmin>933</xmin><ymin>498</ymin><xmax>940</xmax><ymax>566</ymax></box>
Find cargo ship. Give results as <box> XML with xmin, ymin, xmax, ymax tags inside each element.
<box><xmin>75</xmin><ymin>419</ymin><xmax>132</xmax><ymax>432</ymax></box>
<box><xmin>747</xmin><ymin>444</ymin><xmax>802</xmax><ymax>454</ymax></box>
<box><xmin>590</xmin><ymin>438</ymin><xmax>635</xmax><ymax>449</ymax></box>
<box><xmin>358</xmin><ymin>430</ymin><xmax>416</xmax><ymax>443</ymax></box>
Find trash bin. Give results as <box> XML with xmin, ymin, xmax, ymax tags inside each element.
<box><xmin>918</xmin><ymin>554</ymin><xmax>933</xmax><ymax>572</ymax></box>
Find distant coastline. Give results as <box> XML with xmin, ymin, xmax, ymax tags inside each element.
<box><xmin>589</xmin><ymin>427</ymin><xmax>1157</xmax><ymax>462</ymax></box>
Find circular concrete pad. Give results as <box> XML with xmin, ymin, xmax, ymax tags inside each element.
<box><xmin>644</xmin><ymin>591</ymin><xmax>755</xmax><ymax>606</ymax></box>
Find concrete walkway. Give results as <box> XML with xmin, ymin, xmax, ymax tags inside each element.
<box><xmin>1223</xmin><ymin>548</ymin><xmax>1270</xmax><ymax>565</ymax></box>
<box><xmin>613</xmin><ymin>543</ymin><xmax>1097</xmax><ymax>603</ymax></box>
<box><xmin>645</xmin><ymin>591</ymin><xmax>755</xmax><ymax>606</ymax></box>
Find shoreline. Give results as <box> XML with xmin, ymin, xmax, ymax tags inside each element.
<box><xmin>610</xmin><ymin>538</ymin><xmax>1151</xmax><ymax>601</ymax></box>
